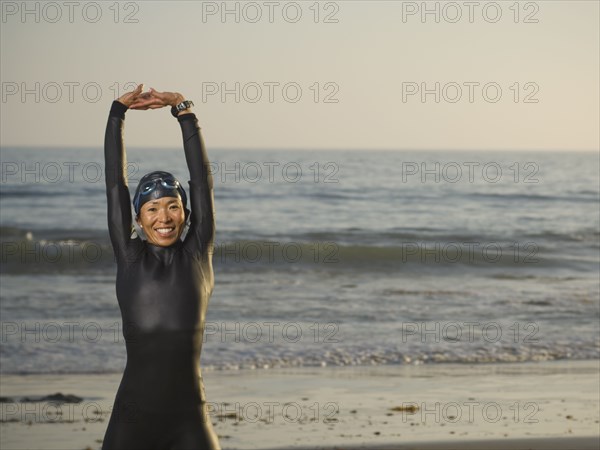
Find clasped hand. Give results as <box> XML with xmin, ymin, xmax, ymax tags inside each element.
<box><xmin>117</xmin><ymin>84</ymin><xmax>185</xmax><ymax>110</ymax></box>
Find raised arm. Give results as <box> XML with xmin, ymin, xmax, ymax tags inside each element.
<box><xmin>129</xmin><ymin>88</ymin><xmax>215</xmax><ymax>255</ymax></box>
<box><xmin>104</xmin><ymin>84</ymin><xmax>144</xmax><ymax>256</ymax></box>
<box><xmin>178</xmin><ymin>113</ymin><xmax>216</xmax><ymax>253</ymax></box>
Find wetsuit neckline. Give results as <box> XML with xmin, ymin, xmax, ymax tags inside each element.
<box><xmin>143</xmin><ymin>239</ymin><xmax>184</xmax><ymax>266</ymax></box>
<box><xmin>145</xmin><ymin>239</ymin><xmax>183</xmax><ymax>251</ymax></box>
<box><xmin>145</xmin><ymin>239</ymin><xmax>184</xmax><ymax>262</ymax></box>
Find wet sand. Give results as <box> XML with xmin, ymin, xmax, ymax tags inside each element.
<box><xmin>1</xmin><ymin>360</ymin><xmax>598</xmax><ymax>449</ymax></box>
<box><xmin>261</xmin><ymin>436</ymin><xmax>600</xmax><ymax>449</ymax></box>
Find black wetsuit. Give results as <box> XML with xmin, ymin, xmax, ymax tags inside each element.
<box><xmin>102</xmin><ymin>101</ymin><xmax>220</xmax><ymax>450</ymax></box>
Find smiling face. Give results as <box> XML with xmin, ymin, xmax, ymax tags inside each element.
<box><xmin>135</xmin><ymin>196</ymin><xmax>186</xmax><ymax>247</ymax></box>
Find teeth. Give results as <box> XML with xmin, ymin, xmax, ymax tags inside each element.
<box><xmin>156</xmin><ymin>228</ymin><xmax>174</xmax><ymax>234</ymax></box>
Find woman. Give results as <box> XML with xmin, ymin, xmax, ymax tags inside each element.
<box><xmin>102</xmin><ymin>84</ymin><xmax>220</xmax><ymax>450</ymax></box>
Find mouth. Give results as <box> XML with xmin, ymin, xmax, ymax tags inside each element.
<box><xmin>154</xmin><ymin>227</ymin><xmax>176</xmax><ymax>238</ymax></box>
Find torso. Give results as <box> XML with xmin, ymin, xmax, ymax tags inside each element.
<box><xmin>114</xmin><ymin>238</ymin><xmax>213</xmax><ymax>412</ymax></box>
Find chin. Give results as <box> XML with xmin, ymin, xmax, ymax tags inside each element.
<box><xmin>158</xmin><ymin>237</ymin><xmax>179</xmax><ymax>247</ymax></box>
<box><xmin>156</xmin><ymin>240</ymin><xmax>175</xmax><ymax>247</ymax></box>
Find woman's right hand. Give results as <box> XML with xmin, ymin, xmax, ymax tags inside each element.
<box><xmin>116</xmin><ymin>84</ymin><xmax>145</xmax><ymax>108</ymax></box>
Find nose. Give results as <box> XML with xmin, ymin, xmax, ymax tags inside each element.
<box><xmin>157</xmin><ymin>207</ymin><xmax>171</xmax><ymax>223</ymax></box>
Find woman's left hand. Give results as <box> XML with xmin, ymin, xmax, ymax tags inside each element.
<box><xmin>116</xmin><ymin>84</ymin><xmax>145</xmax><ymax>108</ymax></box>
<box><xmin>129</xmin><ymin>88</ymin><xmax>185</xmax><ymax>110</ymax></box>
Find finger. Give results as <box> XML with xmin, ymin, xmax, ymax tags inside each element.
<box><xmin>129</xmin><ymin>90</ymin><xmax>146</xmax><ymax>101</ymax></box>
<box><xmin>134</xmin><ymin>100</ymin><xmax>165</xmax><ymax>109</ymax></box>
<box><xmin>132</xmin><ymin>100</ymin><xmax>157</xmax><ymax>107</ymax></box>
<box><xmin>131</xmin><ymin>96</ymin><xmax>157</xmax><ymax>105</ymax></box>
<box><xmin>129</xmin><ymin>85</ymin><xmax>143</xmax><ymax>97</ymax></box>
<box><xmin>137</xmin><ymin>103</ymin><xmax>164</xmax><ymax>110</ymax></box>
<box><xmin>150</xmin><ymin>89</ymin><xmax>166</xmax><ymax>99</ymax></box>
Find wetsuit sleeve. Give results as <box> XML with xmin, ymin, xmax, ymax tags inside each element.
<box><xmin>104</xmin><ymin>100</ymin><xmax>133</xmax><ymax>256</ymax></box>
<box><xmin>178</xmin><ymin>113</ymin><xmax>216</xmax><ymax>254</ymax></box>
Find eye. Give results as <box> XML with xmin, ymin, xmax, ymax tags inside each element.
<box><xmin>147</xmin><ymin>207</ymin><xmax>157</xmax><ymax>212</ymax></box>
<box><xmin>170</xmin><ymin>204</ymin><xmax>180</xmax><ymax>210</ymax></box>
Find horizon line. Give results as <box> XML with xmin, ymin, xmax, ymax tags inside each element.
<box><xmin>1</xmin><ymin>145</ymin><xmax>599</xmax><ymax>153</ymax></box>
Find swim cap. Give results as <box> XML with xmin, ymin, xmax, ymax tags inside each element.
<box><xmin>133</xmin><ymin>171</ymin><xmax>188</xmax><ymax>215</ymax></box>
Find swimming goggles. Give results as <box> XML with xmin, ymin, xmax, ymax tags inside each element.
<box><xmin>138</xmin><ymin>176</ymin><xmax>181</xmax><ymax>196</ymax></box>
<box><xmin>133</xmin><ymin>176</ymin><xmax>182</xmax><ymax>214</ymax></box>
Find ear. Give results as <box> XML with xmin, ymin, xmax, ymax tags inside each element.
<box><xmin>135</xmin><ymin>214</ymin><xmax>141</xmax><ymax>226</ymax></box>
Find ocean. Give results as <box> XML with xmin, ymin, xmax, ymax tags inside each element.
<box><xmin>1</xmin><ymin>147</ymin><xmax>598</xmax><ymax>374</ymax></box>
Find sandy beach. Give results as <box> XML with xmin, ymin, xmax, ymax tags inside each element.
<box><xmin>1</xmin><ymin>360</ymin><xmax>598</xmax><ymax>450</ymax></box>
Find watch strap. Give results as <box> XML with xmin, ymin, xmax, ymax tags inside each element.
<box><xmin>171</xmin><ymin>100</ymin><xmax>194</xmax><ymax>117</ymax></box>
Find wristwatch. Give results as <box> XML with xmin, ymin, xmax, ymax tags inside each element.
<box><xmin>171</xmin><ymin>100</ymin><xmax>194</xmax><ymax>117</ymax></box>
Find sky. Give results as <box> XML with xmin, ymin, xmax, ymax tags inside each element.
<box><xmin>1</xmin><ymin>0</ymin><xmax>599</xmax><ymax>150</ymax></box>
